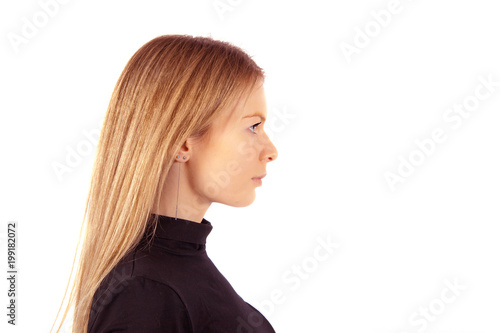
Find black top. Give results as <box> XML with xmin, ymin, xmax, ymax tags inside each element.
<box><xmin>87</xmin><ymin>213</ymin><xmax>276</xmax><ymax>332</ymax></box>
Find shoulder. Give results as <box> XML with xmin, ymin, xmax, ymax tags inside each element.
<box><xmin>88</xmin><ymin>274</ymin><xmax>192</xmax><ymax>332</ymax></box>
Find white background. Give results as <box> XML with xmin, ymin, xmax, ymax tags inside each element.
<box><xmin>1</xmin><ymin>0</ymin><xmax>499</xmax><ymax>332</ymax></box>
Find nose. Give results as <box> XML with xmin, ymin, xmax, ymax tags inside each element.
<box><xmin>262</xmin><ymin>137</ymin><xmax>278</xmax><ymax>162</ymax></box>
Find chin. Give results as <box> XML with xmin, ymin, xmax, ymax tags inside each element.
<box><xmin>221</xmin><ymin>192</ymin><xmax>256</xmax><ymax>208</ymax></box>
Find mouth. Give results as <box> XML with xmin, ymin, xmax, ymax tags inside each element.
<box><xmin>251</xmin><ymin>173</ymin><xmax>266</xmax><ymax>186</ymax></box>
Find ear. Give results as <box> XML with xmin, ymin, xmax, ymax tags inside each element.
<box><xmin>175</xmin><ymin>136</ymin><xmax>199</xmax><ymax>161</ymax></box>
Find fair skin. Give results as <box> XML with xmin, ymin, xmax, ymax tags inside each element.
<box><xmin>153</xmin><ymin>82</ymin><xmax>278</xmax><ymax>222</ymax></box>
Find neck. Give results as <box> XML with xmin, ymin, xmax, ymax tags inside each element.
<box><xmin>153</xmin><ymin>161</ymin><xmax>211</xmax><ymax>223</ymax></box>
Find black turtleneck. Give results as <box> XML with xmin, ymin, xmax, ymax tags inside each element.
<box><xmin>87</xmin><ymin>213</ymin><xmax>276</xmax><ymax>332</ymax></box>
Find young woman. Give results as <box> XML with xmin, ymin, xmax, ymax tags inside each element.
<box><xmin>52</xmin><ymin>34</ymin><xmax>278</xmax><ymax>332</ymax></box>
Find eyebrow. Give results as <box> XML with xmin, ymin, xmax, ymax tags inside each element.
<box><xmin>242</xmin><ymin>112</ymin><xmax>266</xmax><ymax>122</ymax></box>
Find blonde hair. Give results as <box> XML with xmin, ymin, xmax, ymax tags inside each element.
<box><xmin>51</xmin><ymin>34</ymin><xmax>264</xmax><ymax>332</ymax></box>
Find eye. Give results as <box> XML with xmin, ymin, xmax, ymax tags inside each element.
<box><xmin>249</xmin><ymin>122</ymin><xmax>262</xmax><ymax>134</ymax></box>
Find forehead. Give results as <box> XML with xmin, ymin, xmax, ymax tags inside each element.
<box><xmin>216</xmin><ymin>83</ymin><xmax>266</xmax><ymax>130</ymax></box>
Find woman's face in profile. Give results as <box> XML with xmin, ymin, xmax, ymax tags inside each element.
<box><xmin>188</xmin><ymin>83</ymin><xmax>278</xmax><ymax>207</ymax></box>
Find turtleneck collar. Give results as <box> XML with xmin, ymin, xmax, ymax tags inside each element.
<box><xmin>148</xmin><ymin>213</ymin><xmax>213</xmax><ymax>245</ymax></box>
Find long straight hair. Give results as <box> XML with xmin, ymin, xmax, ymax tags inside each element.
<box><xmin>51</xmin><ymin>34</ymin><xmax>264</xmax><ymax>333</ymax></box>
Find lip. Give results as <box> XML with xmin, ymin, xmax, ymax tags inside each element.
<box><xmin>251</xmin><ymin>173</ymin><xmax>266</xmax><ymax>186</ymax></box>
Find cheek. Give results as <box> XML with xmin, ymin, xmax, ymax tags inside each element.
<box><xmin>211</xmin><ymin>144</ymin><xmax>256</xmax><ymax>191</ymax></box>
<box><xmin>235</xmin><ymin>138</ymin><xmax>259</xmax><ymax>164</ymax></box>
<box><xmin>214</xmin><ymin>144</ymin><xmax>250</xmax><ymax>182</ymax></box>
<box><xmin>192</xmin><ymin>143</ymin><xmax>240</xmax><ymax>193</ymax></box>
<box><xmin>214</xmin><ymin>132</ymin><xmax>256</xmax><ymax>171</ymax></box>
<box><xmin>192</xmin><ymin>133</ymin><xmax>259</xmax><ymax>197</ymax></box>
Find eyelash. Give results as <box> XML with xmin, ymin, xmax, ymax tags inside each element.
<box><xmin>249</xmin><ymin>122</ymin><xmax>262</xmax><ymax>134</ymax></box>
